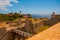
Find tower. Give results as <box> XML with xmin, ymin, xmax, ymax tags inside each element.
<box><xmin>20</xmin><ymin>10</ymin><xmax>21</xmax><ymax>14</ymax></box>
<box><xmin>51</xmin><ymin>12</ymin><xmax>55</xmax><ymax>19</ymax></box>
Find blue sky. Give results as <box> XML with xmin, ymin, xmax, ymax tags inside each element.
<box><xmin>0</xmin><ymin>0</ymin><xmax>60</xmax><ymax>15</ymax></box>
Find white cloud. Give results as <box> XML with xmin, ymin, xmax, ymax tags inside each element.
<box><xmin>0</xmin><ymin>0</ymin><xmax>18</xmax><ymax>10</ymax></box>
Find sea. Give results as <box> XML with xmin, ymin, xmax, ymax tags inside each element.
<box><xmin>31</xmin><ymin>14</ymin><xmax>51</xmax><ymax>19</ymax></box>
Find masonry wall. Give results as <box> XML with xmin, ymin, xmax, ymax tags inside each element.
<box><xmin>43</xmin><ymin>19</ymin><xmax>59</xmax><ymax>27</ymax></box>
<box><xmin>33</xmin><ymin>21</ymin><xmax>44</xmax><ymax>34</ymax></box>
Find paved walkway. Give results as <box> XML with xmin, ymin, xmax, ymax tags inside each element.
<box><xmin>27</xmin><ymin>22</ymin><xmax>60</xmax><ymax>40</ymax></box>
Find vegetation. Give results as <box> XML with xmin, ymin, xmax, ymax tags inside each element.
<box><xmin>0</xmin><ymin>12</ymin><xmax>32</xmax><ymax>21</ymax></box>
<box><xmin>0</xmin><ymin>12</ymin><xmax>23</xmax><ymax>21</ymax></box>
<box><xmin>37</xmin><ymin>26</ymin><xmax>49</xmax><ymax>33</ymax></box>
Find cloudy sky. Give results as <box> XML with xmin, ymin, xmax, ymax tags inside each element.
<box><xmin>0</xmin><ymin>0</ymin><xmax>60</xmax><ymax>15</ymax></box>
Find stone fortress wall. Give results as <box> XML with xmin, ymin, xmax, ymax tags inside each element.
<box><xmin>0</xmin><ymin>12</ymin><xmax>60</xmax><ymax>40</ymax></box>
<box><xmin>44</xmin><ymin>12</ymin><xmax>60</xmax><ymax>27</ymax></box>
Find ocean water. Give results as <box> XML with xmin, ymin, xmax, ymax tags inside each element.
<box><xmin>31</xmin><ymin>14</ymin><xmax>51</xmax><ymax>19</ymax></box>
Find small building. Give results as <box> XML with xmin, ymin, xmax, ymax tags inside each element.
<box><xmin>51</xmin><ymin>12</ymin><xmax>60</xmax><ymax>22</ymax></box>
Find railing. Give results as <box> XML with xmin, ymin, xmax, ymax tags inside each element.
<box><xmin>12</xmin><ymin>29</ymin><xmax>33</xmax><ymax>38</ymax></box>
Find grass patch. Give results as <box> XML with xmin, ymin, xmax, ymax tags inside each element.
<box><xmin>36</xmin><ymin>26</ymin><xmax>49</xmax><ymax>33</ymax></box>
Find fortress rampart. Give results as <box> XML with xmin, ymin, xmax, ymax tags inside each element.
<box><xmin>0</xmin><ymin>12</ymin><xmax>60</xmax><ymax>40</ymax></box>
